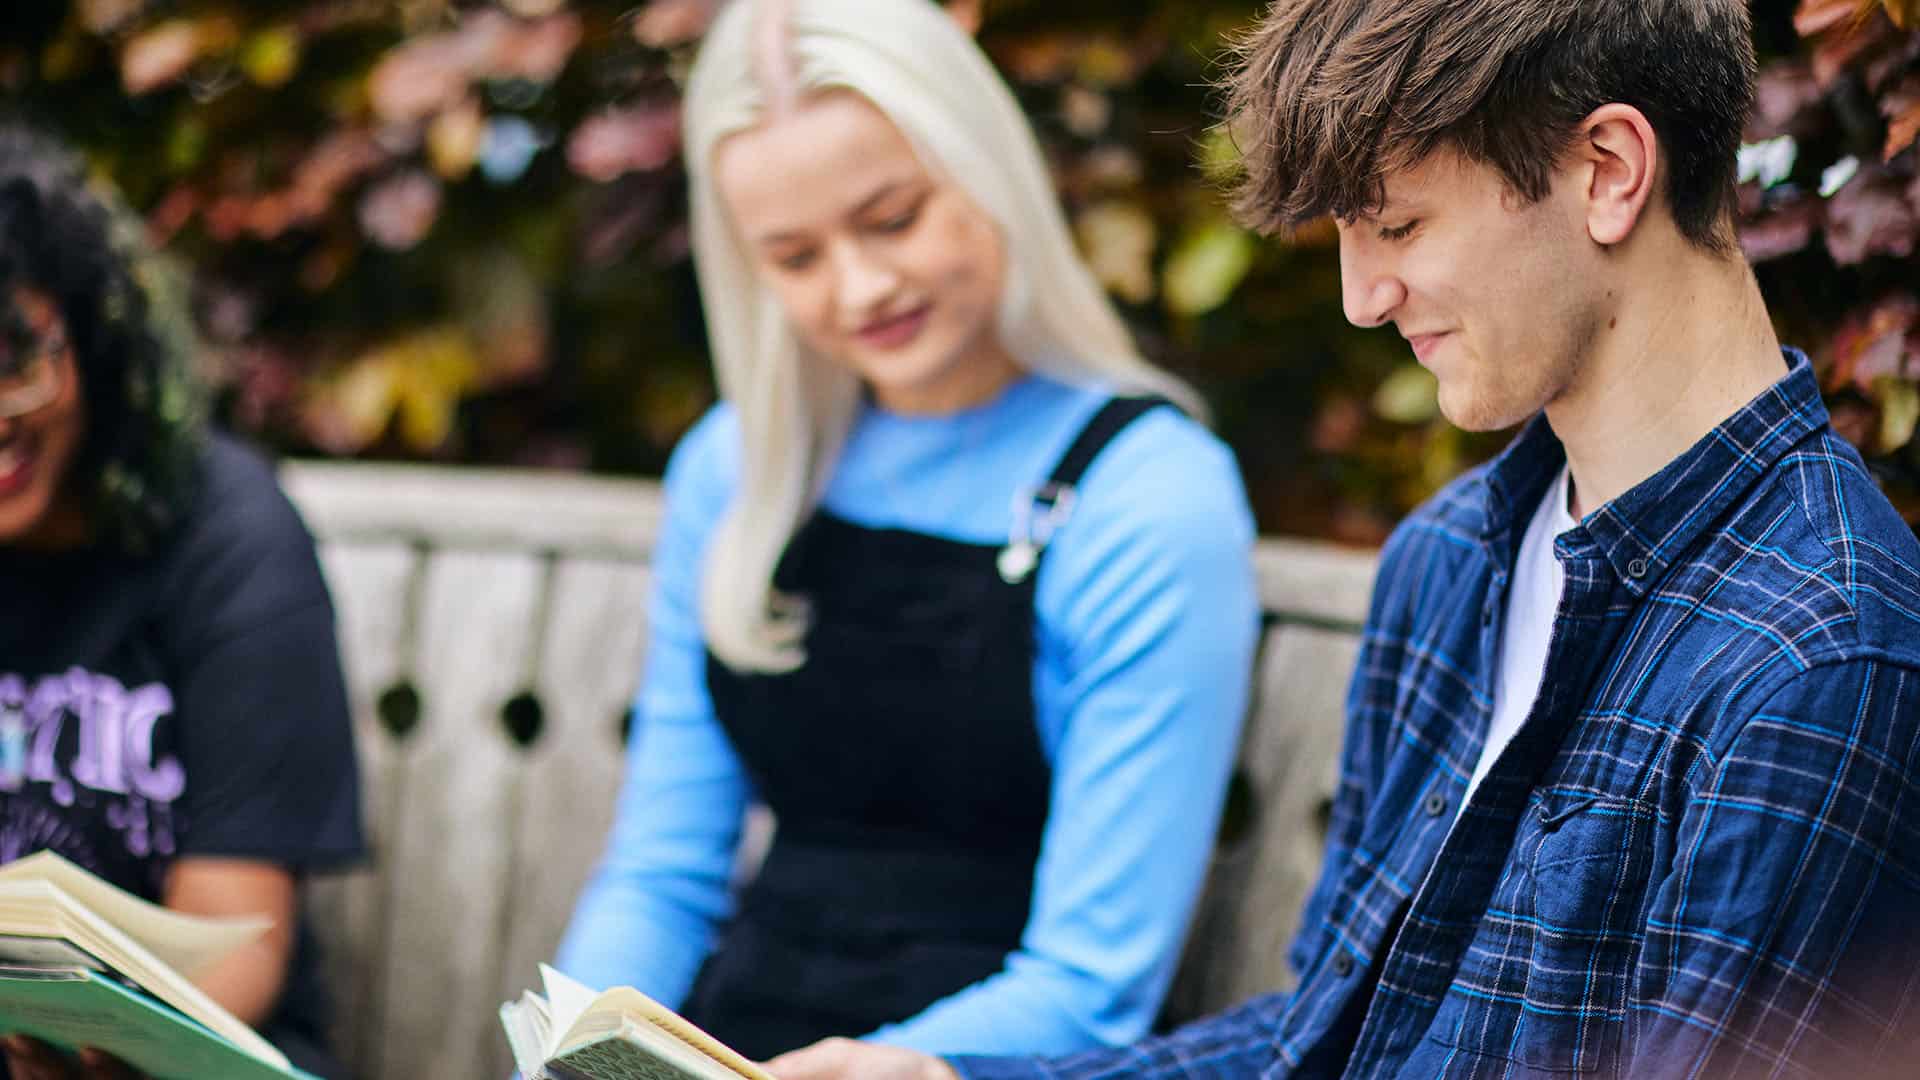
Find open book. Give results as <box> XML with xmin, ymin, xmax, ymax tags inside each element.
<box><xmin>501</xmin><ymin>964</ymin><xmax>778</xmax><ymax>1080</ymax></box>
<box><xmin>0</xmin><ymin>851</ymin><xmax>310</xmax><ymax>1079</ymax></box>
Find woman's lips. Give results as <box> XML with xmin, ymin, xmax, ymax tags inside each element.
<box><xmin>0</xmin><ymin>437</ymin><xmax>37</xmax><ymax>499</ymax></box>
<box><xmin>854</xmin><ymin>303</ymin><xmax>932</xmax><ymax>350</ymax></box>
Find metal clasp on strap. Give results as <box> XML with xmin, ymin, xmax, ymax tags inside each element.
<box><xmin>998</xmin><ymin>482</ymin><xmax>1077</xmax><ymax>584</ymax></box>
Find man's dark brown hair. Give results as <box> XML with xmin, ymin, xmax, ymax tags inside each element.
<box><xmin>1223</xmin><ymin>0</ymin><xmax>1757</xmax><ymax>253</ymax></box>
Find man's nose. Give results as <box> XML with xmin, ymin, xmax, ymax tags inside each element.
<box><xmin>1339</xmin><ymin>232</ymin><xmax>1405</xmax><ymax>329</ymax></box>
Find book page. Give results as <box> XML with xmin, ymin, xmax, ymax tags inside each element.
<box><xmin>0</xmin><ymin>852</ymin><xmax>268</xmax><ymax>977</ymax></box>
<box><xmin>539</xmin><ymin>962</ymin><xmax>602</xmax><ymax>1055</ymax></box>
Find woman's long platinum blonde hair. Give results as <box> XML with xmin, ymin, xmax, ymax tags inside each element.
<box><xmin>688</xmin><ymin>0</ymin><xmax>1199</xmax><ymax>673</ymax></box>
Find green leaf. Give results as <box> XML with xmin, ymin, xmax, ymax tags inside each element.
<box><xmin>1162</xmin><ymin>220</ymin><xmax>1256</xmax><ymax>317</ymax></box>
<box><xmin>241</xmin><ymin>27</ymin><xmax>302</xmax><ymax>88</ymax></box>
<box><xmin>1372</xmin><ymin>364</ymin><xmax>1440</xmax><ymax>425</ymax></box>
<box><xmin>1876</xmin><ymin>376</ymin><xmax>1920</xmax><ymax>454</ymax></box>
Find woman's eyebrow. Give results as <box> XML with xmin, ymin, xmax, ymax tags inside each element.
<box><xmin>754</xmin><ymin>179</ymin><xmax>919</xmax><ymax>246</ymax></box>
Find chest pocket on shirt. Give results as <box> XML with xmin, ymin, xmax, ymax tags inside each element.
<box><xmin>1430</xmin><ymin>793</ymin><xmax>1657</xmax><ymax>1075</ymax></box>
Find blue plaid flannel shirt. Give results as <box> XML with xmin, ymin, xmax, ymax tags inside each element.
<box><xmin>953</xmin><ymin>351</ymin><xmax>1920</xmax><ymax>1079</ymax></box>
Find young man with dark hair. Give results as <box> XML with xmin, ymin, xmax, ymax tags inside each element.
<box><xmin>767</xmin><ymin>1</ymin><xmax>1920</xmax><ymax>1077</ymax></box>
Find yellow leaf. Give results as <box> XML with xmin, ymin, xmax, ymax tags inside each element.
<box><xmin>1373</xmin><ymin>364</ymin><xmax>1440</xmax><ymax>425</ymax></box>
<box><xmin>1076</xmin><ymin>201</ymin><xmax>1157</xmax><ymax>305</ymax></box>
<box><xmin>321</xmin><ymin>328</ymin><xmax>482</xmax><ymax>453</ymax></box>
<box><xmin>1884</xmin><ymin>0</ymin><xmax>1918</xmax><ymax>30</ymax></box>
<box><xmin>388</xmin><ymin>329</ymin><xmax>482</xmax><ymax>451</ymax></box>
<box><xmin>1876</xmin><ymin>376</ymin><xmax>1919</xmax><ymax>454</ymax></box>
<box><xmin>241</xmin><ymin>26</ymin><xmax>302</xmax><ymax>88</ymax></box>
<box><xmin>325</xmin><ymin>356</ymin><xmax>403</xmax><ymax>452</ymax></box>
<box><xmin>1196</xmin><ymin>126</ymin><xmax>1244</xmax><ymax>184</ymax></box>
<box><xmin>428</xmin><ymin>98</ymin><xmax>485</xmax><ymax>180</ymax></box>
<box><xmin>1162</xmin><ymin>219</ymin><xmax>1256</xmax><ymax>317</ymax></box>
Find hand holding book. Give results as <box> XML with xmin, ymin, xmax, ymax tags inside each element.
<box><xmin>3</xmin><ymin>1032</ymin><xmax>143</xmax><ymax>1078</ymax></box>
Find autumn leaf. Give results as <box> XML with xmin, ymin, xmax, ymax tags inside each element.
<box><xmin>1794</xmin><ymin>0</ymin><xmax>1863</xmax><ymax>39</ymax></box>
<box><xmin>1162</xmin><ymin>219</ymin><xmax>1256</xmax><ymax>317</ymax></box>
<box><xmin>1822</xmin><ymin>171</ymin><xmax>1918</xmax><ymax>264</ymax></box>
<box><xmin>566</xmin><ymin>103</ymin><xmax>682</xmax><ymax>183</ymax></box>
<box><xmin>630</xmin><ymin>0</ymin><xmax>718</xmax><ymax>49</ymax></box>
<box><xmin>305</xmin><ymin>328</ymin><xmax>483</xmax><ymax>453</ymax></box>
<box><xmin>1884</xmin><ymin>0</ymin><xmax>1919</xmax><ymax>30</ymax></box>
<box><xmin>1884</xmin><ymin>75</ymin><xmax>1920</xmax><ymax>158</ymax></box>
<box><xmin>368</xmin><ymin>37</ymin><xmax>470</xmax><ymax>125</ymax></box>
<box><xmin>78</xmin><ymin>0</ymin><xmax>143</xmax><ymax>35</ymax></box>
<box><xmin>428</xmin><ymin>97</ymin><xmax>486</xmax><ymax>179</ymax></box>
<box><xmin>1739</xmin><ymin>197</ymin><xmax>1823</xmax><ymax>262</ymax></box>
<box><xmin>1823</xmin><ymin>294</ymin><xmax>1918</xmax><ymax>395</ymax></box>
<box><xmin>119</xmin><ymin>20</ymin><xmax>201</xmax><ymax>95</ymax></box>
<box><xmin>240</xmin><ymin>26</ymin><xmax>302</xmax><ymax>89</ymax></box>
<box><xmin>1372</xmin><ymin>365</ymin><xmax>1440</xmax><ymax>425</ymax></box>
<box><xmin>1075</xmin><ymin>201</ymin><xmax>1157</xmax><ymax>304</ymax></box>
<box><xmin>358</xmin><ymin>171</ymin><xmax>443</xmax><ymax>251</ymax></box>
<box><xmin>1877</xmin><ymin>377</ymin><xmax>1920</xmax><ymax>452</ymax></box>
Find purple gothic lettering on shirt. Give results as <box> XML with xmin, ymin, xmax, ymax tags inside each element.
<box><xmin>0</xmin><ymin>668</ymin><xmax>186</xmax><ymax>867</ymax></box>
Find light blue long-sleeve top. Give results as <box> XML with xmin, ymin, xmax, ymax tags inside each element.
<box><xmin>555</xmin><ymin>372</ymin><xmax>1260</xmax><ymax>1055</ymax></box>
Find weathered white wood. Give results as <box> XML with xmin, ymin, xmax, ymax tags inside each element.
<box><xmin>283</xmin><ymin>461</ymin><xmax>665</xmax><ymax>559</ymax></box>
<box><xmin>485</xmin><ymin>558</ymin><xmax>653</xmax><ymax>1077</ymax></box>
<box><xmin>370</xmin><ymin>550</ymin><xmax>547</xmax><ymax>1080</ymax></box>
<box><xmin>303</xmin><ymin>541</ymin><xmax>419</xmax><ymax>1076</ymax></box>
<box><xmin>1162</xmin><ymin>620</ymin><xmax>1363</xmax><ymax>1024</ymax></box>
<box><xmin>1254</xmin><ymin>538</ymin><xmax>1378</xmax><ymax>629</ymax></box>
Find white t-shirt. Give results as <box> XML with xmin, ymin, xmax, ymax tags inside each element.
<box><xmin>1464</xmin><ymin>465</ymin><xmax>1576</xmax><ymax>809</ymax></box>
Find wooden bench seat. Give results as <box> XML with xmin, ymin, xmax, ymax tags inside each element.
<box><xmin>279</xmin><ymin>460</ymin><xmax>1380</xmax><ymax>1079</ymax></box>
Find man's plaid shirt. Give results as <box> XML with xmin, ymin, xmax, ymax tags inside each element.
<box><xmin>954</xmin><ymin>352</ymin><xmax>1920</xmax><ymax>1079</ymax></box>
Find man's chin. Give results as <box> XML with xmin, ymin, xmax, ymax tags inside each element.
<box><xmin>1436</xmin><ymin>389</ymin><xmax>1531</xmax><ymax>434</ymax></box>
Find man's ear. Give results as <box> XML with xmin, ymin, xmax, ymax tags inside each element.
<box><xmin>1575</xmin><ymin>104</ymin><xmax>1659</xmax><ymax>247</ymax></box>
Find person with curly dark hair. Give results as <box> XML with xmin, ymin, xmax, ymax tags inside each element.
<box><xmin>0</xmin><ymin>121</ymin><xmax>364</xmax><ymax>1079</ymax></box>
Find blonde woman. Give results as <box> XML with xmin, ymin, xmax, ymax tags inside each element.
<box><xmin>555</xmin><ymin>0</ymin><xmax>1258</xmax><ymax>1058</ymax></box>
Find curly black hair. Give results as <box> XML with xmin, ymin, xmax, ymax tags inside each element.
<box><xmin>0</xmin><ymin>118</ymin><xmax>205</xmax><ymax>555</ymax></box>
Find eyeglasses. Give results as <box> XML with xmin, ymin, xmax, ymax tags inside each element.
<box><xmin>0</xmin><ymin>329</ymin><xmax>66</xmax><ymax>420</ymax></box>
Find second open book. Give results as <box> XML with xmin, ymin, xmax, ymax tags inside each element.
<box><xmin>501</xmin><ymin>964</ymin><xmax>778</xmax><ymax>1080</ymax></box>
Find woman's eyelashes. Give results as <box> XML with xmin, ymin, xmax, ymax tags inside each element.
<box><xmin>762</xmin><ymin>196</ymin><xmax>928</xmax><ymax>272</ymax></box>
<box><xmin>868</xmin><ymin>201</ymin><xmax>922</xmax><ymax>234</ymax></box>
<box><xmin>773</xmin><ymin>247</ymin><xmax>819</xmax><ymax>272</ymax></box>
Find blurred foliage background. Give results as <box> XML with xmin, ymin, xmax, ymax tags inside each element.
<box><xmin>0</xmin><ymin>0</ymin><xmax>1914</xmax><ymax>542</ymax></box>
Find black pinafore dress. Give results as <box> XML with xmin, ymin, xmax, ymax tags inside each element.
<box><xmin>681</xmin><ymin>397</ymin><xmax>1166</xmax><ymax>1058</ymax></box>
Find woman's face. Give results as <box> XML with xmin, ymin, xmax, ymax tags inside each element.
<box><xmin>0</xmin><ymin>285</ymin><xmax>85</xmax><ymax>545</ymax></box>
<box><xmin>713</xmin><ymin>91</ymin><xmax>1018</xmax><ymax>414</ymax></box>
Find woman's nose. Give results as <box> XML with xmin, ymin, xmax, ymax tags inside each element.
<box><xmin>831</xmin><ymin>243</ymin><xmax>901</xmax><ymax>315</ymax></box>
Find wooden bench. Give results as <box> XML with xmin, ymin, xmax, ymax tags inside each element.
<box><xmin>279</xmin><ymin>461</ymin><xmax>1380</xmax><ymax>1080</ymax></box>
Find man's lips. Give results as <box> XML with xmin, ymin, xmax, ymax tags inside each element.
<box><xmin>1405</xmin><ymin>331</ymin><xmax>1451</xmax><ymax>366</ymax></box>
<box><xmin>854</xmin><ymin>303</ymin><xmax>931</xmax><ymax>349</ymax></box>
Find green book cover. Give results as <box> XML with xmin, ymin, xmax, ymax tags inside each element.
<box><xmin>0</xmin><ymin>965</ymin><xmax>314</xmax><ymax>1080</ymax></box>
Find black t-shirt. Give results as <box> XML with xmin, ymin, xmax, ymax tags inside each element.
<box><xmin>0</xmin><ymin>431</ymin><xmax>364</xmax><ymax>1058</ymax></box>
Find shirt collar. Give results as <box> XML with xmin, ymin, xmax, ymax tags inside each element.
<box><xmin>1480</xmin><ymin>348</ymin><xmax>1826</xmax><ymax>596</ymax></box>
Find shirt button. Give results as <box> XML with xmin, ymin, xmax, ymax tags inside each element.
<box><xmin>1423</xmin><ymin>791</ymin><xmax>1448</xmax><ymax>817</ymax></box>
<box><xmin>1628</xmin><ymin>557</ymin><xmax>1650</xmax><ymax>579</ymax></box>
<box><xmin>1330</xmin><ymin>951</ymin><xmax>1355</xmax><ymax>977</ymax></box>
